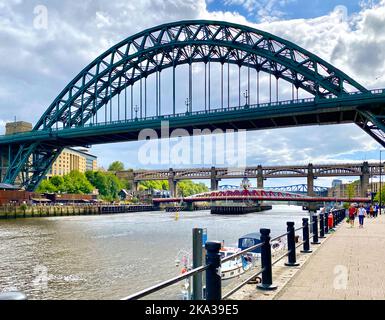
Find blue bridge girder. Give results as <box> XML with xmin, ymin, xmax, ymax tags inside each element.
<box><xmin>0</xmin><ymin>20</ymin><xmax>384</xmax><ymax>191</ymax></box>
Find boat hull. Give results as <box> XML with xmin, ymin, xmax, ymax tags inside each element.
<box><xmin>211</xmin><ymin>205</ymin><xmax>260</xmax><ymax>215</ymax></box>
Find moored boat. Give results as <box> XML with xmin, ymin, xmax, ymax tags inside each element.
<box><xmin>220</xmin><ymin>232</ymin><xmax>285</xmax><ymax>280</ymax></box>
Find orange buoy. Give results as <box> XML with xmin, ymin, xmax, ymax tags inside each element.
<box><xmin>181</xmin><ymin>267</ymin><xmax>187</xmax><ymax>274</ymax></box>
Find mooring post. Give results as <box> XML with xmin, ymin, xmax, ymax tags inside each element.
<box><xmin>301</xmin><ymin>218</ymin><xmax>312</xmax><ymax>253</ymax></box>
<box><xmin>205</xmin><ymin>241</ymin><xmax>222</xmax><ymax>300</ymax></box>
<box><xmin>311</xmin><ymin>214</ymin><xmax>320</xmax><ymax>244</ymax></box>
<box><xmin>324</xmin><ymin>212</ymin><xmax>328</xmax><ymax>234</ymax></box>
<box><xmin>319</xmin><ymin>213</ymin><xmax>325</xmax><ymax>238</ymax></box>
<box><xmin>257</xmin><ymin>228</ymin><xmax>277</xmax><ymax>291</ymax></box>
<box><xmin>192</xmin><ymin>228</ymin><xmax>205</xmax><ymax>300</ymax></box>
<box><xmin>285</xmin><ymin>222</ymin><xmax>299</xmax><ymax>266</ymax></box>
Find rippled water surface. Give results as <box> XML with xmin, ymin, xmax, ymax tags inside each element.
<box><xmin>0</xmin><ymin>205</ymin><xmax>308</xmax><ymax>300</ymax></box>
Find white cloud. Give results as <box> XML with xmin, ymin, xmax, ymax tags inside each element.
<box><xmin>223</xmin><ymin>0</ymin><xmax>296</xmax><ymax>21</ymax></box>
<box><xmin>254</xmin><ymin>2</ymin><xmax>385</xmax><ymax>88</ymax></box>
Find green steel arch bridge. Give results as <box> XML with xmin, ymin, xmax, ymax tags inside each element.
<box><xmin>1</xmin><ymin>20</ymin><xmax>385</xmax><ymax>191</ymax></box>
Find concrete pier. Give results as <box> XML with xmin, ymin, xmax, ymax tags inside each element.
<box><xmin>0</xmin><ymin>204</ymin><xmax>157</xmax><ymax>219</ymax></box>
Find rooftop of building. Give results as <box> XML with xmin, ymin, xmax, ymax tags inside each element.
<box><xmin>64</xmin><ymin>147</ymin><xmax>97</xmax><ymax>159</ymax></box>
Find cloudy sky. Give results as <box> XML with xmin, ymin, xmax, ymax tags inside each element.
<box><xmin>1</xmin><ymin>0</ymin><xmax>385</xmax><ymax>188</ymax></box>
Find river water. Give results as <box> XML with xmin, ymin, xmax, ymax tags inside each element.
<box><xmin>0</xmin><ymin>205</ymin><xmax>308</xmax><ymax>300</ymax></box>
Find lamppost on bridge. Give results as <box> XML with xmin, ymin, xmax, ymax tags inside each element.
<box><xmin>134</xmin><ymin>105</ymin><xmax>139</xmax><ymax>120</ymax></box>
<box><xmin>185</xmin><ymin>98</ymin><xmax>190</xmax><ymax>114</ymax></box>
<box><xmin>243</xmin><ymin>90</ymin><xmax>249</xmax><ymax>107</ymax></box>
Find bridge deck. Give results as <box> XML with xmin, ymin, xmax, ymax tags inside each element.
<box><xmin>276</xmin><ymin>214</ymin><xmax>385</xmax><ymax>300</ymax></box>
<box><xmin>0</xmin><ymin>89</ymin><xmax>385</xmax><ymax>147</ymax></box>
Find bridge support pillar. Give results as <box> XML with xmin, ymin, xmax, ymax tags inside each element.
<box><xmin>186</xmin><ymin>202</ymin><xmax>194</xmax><ymax>211</ymax></box>
<box><xmin>307</xmin><ymin>164</ymin><xmax>315</xmax><ymax>197</ymax></box>
<box><xmin>257</xmin><ymin>165</ymin><xmax>264</xmax><ymax>189</ymax></box>
<box><xmin>360</xmin><ymin>161</ymin><xmax>370</xmax><ymax>198</ymax></box>
<box><xmin>131</xmin><ymin>181</ymin><xmax>138</xmax><ymax>192</ymax></box>
<box><xmin>153</xmin><ymin>201</ymin><xmax>161</xmax><ymax>210</ymax></box>
<box><xmin>168</xmin><ymin>179</ymin><xmax>178</xmax><ymax>198</ymax></box>
<box><xmin>210</xmin><ymin>167</ymin><xmax>220</xmax><ymax>191</ymax></box>
<box><xmin>211</xmin><ymin>179</ymin><xmax>221</xmax><ymax>191</ymax></box>
<box><xmin>307</xmin><ymin>164</ymin><xmax>317</xmax><ymax>212</ymax></box>
<box><xmin>168</xmin><ymin>168</ymin><xmax>178</xmax><ymax>198</ymax></box>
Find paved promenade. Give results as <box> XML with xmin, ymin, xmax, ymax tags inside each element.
<box><xmin>276</xmin><ymin>214</ymin><xmax>385</xmax><ymax>300</ymax></box>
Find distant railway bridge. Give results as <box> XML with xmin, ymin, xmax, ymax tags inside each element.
<box><xmin>116</xmin><ymin>161</ymin><xmax>380</xmax><ymax>197</ymax></box>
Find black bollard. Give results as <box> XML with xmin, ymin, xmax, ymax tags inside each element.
<box><xmin>311</xmin><ymin>215</ymin><xmax>320</xmax><ymax>244</ymax></box>
<box><xmin>324</xmin><ymin>212</ymin><xmax>328</xmax><ymax>234</ymax></box>
<box><xmin>333</xmin><ymin>211</ymin><xmax>337</xmax><ymax>228</ymax></box>
<box><xmin>205</xmin><ymin>241</ymin><xmax>222</xmax><ymax>300</ymax></box>
<box><xmin>257</xmin><ymin>228</ymin><xmax>278</xmax><ymax>291</ymax></box>
<box><xmin>301</xmin><ymin>218</ymin><xmax>312</xmax><ymax>253</ymax></box>
<box><xmin>285</xmin><ymin>222</ymin><xmax>300</xmax><ymax>266</ymax></box>
<box><xmin>319</xmin><ymin>213</ymin><xmax>325</xmax><ymax>238</ymax></box>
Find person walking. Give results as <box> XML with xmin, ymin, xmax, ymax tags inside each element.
<box><xmin>358</xmin><ymin>204</ymin><xmax>366</xmax><ymax>229</ymax></box>
<box><xmin>374</xmin><ymin>203</ymin><xmax>379</xmax><ymax>218</ymax></box>
<box><xmin>348</xmin><ymin>204</ymin><xmax>356</xmax><ymax>228</ymax></box>
<box><xmin>369</xmin><ymin>205</ymin><xmax>374</xmax><ymax>218</ymax></box>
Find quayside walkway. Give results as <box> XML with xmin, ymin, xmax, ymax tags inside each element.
<box><xmin>276</xmin><ymin>214</ymin><xmax>385</xmax><ymax>300</ymax></box>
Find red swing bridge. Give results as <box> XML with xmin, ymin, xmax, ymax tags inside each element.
<box><xmin>152</xmin><ymin>188</ymin><xmax>370</xmax><ymax>205</ymax></box>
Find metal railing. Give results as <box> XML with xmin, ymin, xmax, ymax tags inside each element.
<box><xmin>121</xmin><ymin>208</ymin><xmax>346</xmax><ymax>301</ymax></box>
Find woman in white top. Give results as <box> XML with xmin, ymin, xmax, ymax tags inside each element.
<box><xmin>358</xmin><ymin>204</ymin><xmax>366</xmax><ymax>228</ymax></box>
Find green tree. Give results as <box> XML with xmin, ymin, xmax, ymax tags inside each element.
<box><xmin>139</xmin><ymin>180</ymin><xmax>208</xmax><ymax>196</ymax></box>
<box><xmin>177</xmin><ymin>180</ymin><xmax>208</xmax><ymax>197</ymax></box>
<box><xmin>85</xmin><ymin>170</ymin><xmax>123</xmax><ymax>200</ymax></box>
<box><xmin>108</xmin><ymin>161</ymin><xmax>125</xmax><ymax>172</ymax></box>
<box><xmin>346</xmin><ymin>182</ymin><xmax>356</xmax><ymax>199</ymax></box>
<box><xmin>63</xmin><ymin>171</ymin><xmax>94</xmax><ymax>194</ymax></box>
<box><xmin>50</xmin><ymin>176</ymin><xmax>65</xmax><ymax>192</ymax></box>
<box><xmin>374</xmin><ymin>185</ymin><xmax>385</xmax><ymax>203</ymax></box>
<box><xmin>139</xmin><ymin>180</ymin><xmax>168</xmax><ymax>191</ymax></box>
<box><xmin>86</xmin><ymin>171</ymin><xmax>108</xmax><ymax>195</ymax></box>
<box><xmin>36</xmin><ymin>179</ymin><xmax>57</xmax><ymax>193</ymax></box>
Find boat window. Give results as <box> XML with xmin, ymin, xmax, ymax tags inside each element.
<box><xmin>241</xmin><ymin>238</ymin><xmax>255</xmax><ymax>248</ymax></box>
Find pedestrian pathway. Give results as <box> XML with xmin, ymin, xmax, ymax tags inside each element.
<box><xmin>276</xmin><ymin>214</ymin><xmax>385</xmax><ymax>300</ymax></box>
